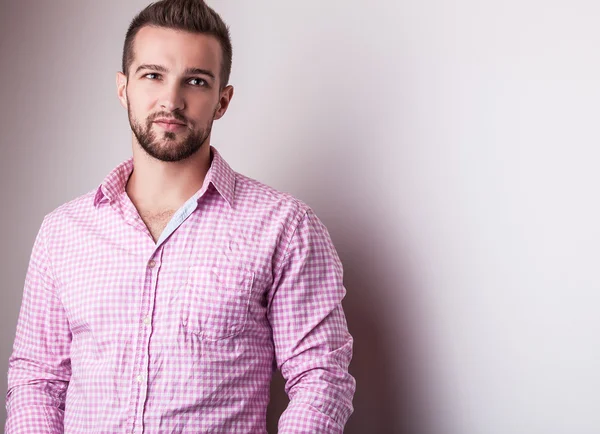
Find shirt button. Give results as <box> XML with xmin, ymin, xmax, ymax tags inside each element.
<box><xmin>143</xmin><ymin>316</ymin><xmax>151</xmax><ymax>325</ymax></box>
<box><xmin>148</xmin><ymin>260</ymin><xmax>156</xmax><ymax>268</ymax></box>
<box><xmin>136</xmin><ymin>374</ymin><xmax>143</xmax><ymax>384</ymax></box>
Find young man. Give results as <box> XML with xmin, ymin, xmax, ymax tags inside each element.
<box><xmin>5</xmin><ymin>0</ymin><xmax>355</xmax><ymax>433</ymax></box>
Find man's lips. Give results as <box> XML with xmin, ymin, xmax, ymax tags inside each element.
<box><xmin>153</xmin><ymin>118</ymin><xmax>187</xmax><ymax>131</ymax></box>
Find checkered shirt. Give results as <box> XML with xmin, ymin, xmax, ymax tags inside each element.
<box><xmin>6</xmin><ymin>147</ymin><xmax>355</xmax><ymax>433</ymax></box>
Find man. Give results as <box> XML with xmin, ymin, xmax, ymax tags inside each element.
<box><xmin>5</xmin><ymin>0</ymin><xmax>355</xmax><ymax>433</ymax></box>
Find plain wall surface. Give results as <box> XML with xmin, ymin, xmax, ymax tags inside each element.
<box><xmin>2</xmin><ymin>1</ymin><xmax>600</xmax><ymax>433</ymax></box>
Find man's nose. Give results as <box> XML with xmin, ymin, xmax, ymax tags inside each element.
<box><xmin>159</xmin><ymin>83</ymin><xmax>185</xmax><ymax>112</ymax></box>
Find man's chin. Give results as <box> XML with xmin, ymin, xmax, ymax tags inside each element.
<box><xmin>142</xmin><ymin>141</ymin><xmax>202</xmax><ymax>163</ymax></box>
<box><xmin>148</xmin><ymin>151</ymin><xmax>188</xmax><ymax>163</ymax></box>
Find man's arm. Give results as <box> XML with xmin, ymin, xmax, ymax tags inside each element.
<box><xmin>5</xmin><ymin>218</ymin><xmax>71</xmax><ymax>434</ymax></box>
<box><xmin>268</xmin><ymin>208</ymin><xmax>356</xmax><ymax>433</ymax></box>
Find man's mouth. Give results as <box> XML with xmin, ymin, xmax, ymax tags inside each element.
<box><xmin>153</xmin><ymin>118</ymin><xmax>187</xmax><ymax>131</ymax></box>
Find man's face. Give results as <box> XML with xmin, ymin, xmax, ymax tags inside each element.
<box><xmin>116</xmin><ymin>26</ymin><xmax>232</xmax><ymax>162</ymax></box>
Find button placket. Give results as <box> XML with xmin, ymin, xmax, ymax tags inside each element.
<box><xmin>130</xmin><ymin>252</ymin><xmax>162</xmax><ymax>432</ymax></box>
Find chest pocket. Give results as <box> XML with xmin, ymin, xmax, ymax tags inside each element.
<box><xmin>181</xmin><ymin>265</ymin><xmax>254</xmax><ymax>341</ymax></box>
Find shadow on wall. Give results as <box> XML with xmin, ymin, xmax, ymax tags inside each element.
<box><xmin>264</xmin><ymin>156</ymin><xmax>437</xmax><ymax>433</ymax></box>
<box><xmin>266</xmin><ymin>224</ymin><xmax>435</xmax><ymax>434</ymax></box>
<box><xmin>341</xmin><ymin>242</ymin><xmax>433</xmax><ymax>434</ymax></box>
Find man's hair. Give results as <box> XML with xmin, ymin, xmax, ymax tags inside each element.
<box><xmin>122</xmin><ymin>0</ymin><xmax>232</xmax><ymax>88</ymax></box>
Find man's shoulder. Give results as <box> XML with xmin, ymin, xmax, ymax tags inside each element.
<box><xmin>233</xmin><ymin>172</ymin><xmax>310</xmax><ymax>219</ymax></box>
<box><xmin>41</xmin><ymin>188</ymin><xmax>99</xmax><ymax>232</ymax></box>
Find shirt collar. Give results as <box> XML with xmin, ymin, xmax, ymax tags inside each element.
<box><xmin>93</xmin><ymin>146</ymin><xmax>236</xmax><ymax>208</ymax></box>
<box><xmin>93</xmin><ymin>158</ymin><xmax>133</xmax><ymax>207</ymax></box>
<box><xmin>202</xmin><ymin>146</ymin><xmax>236</xmax><ymax>207</ymax></box>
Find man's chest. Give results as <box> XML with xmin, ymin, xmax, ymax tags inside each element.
<box><xmin>138</xmin><ymin>209</ymin><xmax>176</xmax><ymax>242</ymax></box>
<box><xmin>52</xmin><ymin>212</ymin><xmax>278</xmax><ymax>343</ymax></box>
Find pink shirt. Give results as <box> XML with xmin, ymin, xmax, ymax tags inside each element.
<box><xmin>6</xmin><ymin>147</ymin><xmax>355</xmax><ymax>433</ymax></box>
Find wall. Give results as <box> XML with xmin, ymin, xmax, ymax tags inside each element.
<box><xmin>1</xmin><ymin>1</ymin><xmax>599</xmax><ymax>433</ymax></box>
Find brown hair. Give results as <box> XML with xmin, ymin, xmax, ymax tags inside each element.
<box><xmin>122</xmin><ymin>0</ymin><xmax>232</xmax><ymax>88</ymax></box>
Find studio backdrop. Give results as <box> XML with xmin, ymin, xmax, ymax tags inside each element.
<box><xmin>1</xmin><ymin>1</ymin><xmax>599</xmax><ymax>433</ymax></box>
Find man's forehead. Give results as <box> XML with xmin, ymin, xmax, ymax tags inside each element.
<box><xmin>133</xmin><ymin>26</ymin><xmax>222</xmax><ymax>66</ymax></box>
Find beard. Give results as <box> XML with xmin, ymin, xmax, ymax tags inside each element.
<box><xmin>127</xmin><ymin>105</ymin><xmax>214</xmax><ymax>163</ymax></box>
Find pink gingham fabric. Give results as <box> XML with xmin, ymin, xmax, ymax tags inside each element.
<box><xmin>6</xmin><ymin>147</ymin><xmax>355</xmax><ymax>433</ymax></box>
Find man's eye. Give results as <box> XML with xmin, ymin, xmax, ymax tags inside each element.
<box><xmin>144</xmin><ymin>73</ymin><xmax>160</xmax><ymax>79</ymax></box>
<box><xmin>188</xmin><ymin>78</ymin><xmax>207</xmax><ymax>87</ymax></box>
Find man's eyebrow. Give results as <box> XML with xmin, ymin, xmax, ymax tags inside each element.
<box><xmin>135</xmin><ymin>64</ymin><xmax>168</xmax><ymax>74</ymax></box>
<box><xmin>183</xmin><ymin>67</ymin><xmax>215</xmax><ymax>80</ymax></box>
<box><xmin>135</xmin><ymin>64</ymin><xmax>215</xmax><ymax>80</ymax></box>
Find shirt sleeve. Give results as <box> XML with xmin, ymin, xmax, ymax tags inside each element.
<box><xmin>5</xmin><ymin>218</ymin><xmax>71</xmax><ymax>434</ymax></box>
<box><xmin>268</xmin><ymin>208</ymin><xmax>356</xmax><ymax>433</ymax></box>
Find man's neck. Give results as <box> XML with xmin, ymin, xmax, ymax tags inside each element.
<box><xmin>126</xmin><ymin>143</ymin><xmax>211</xmax><ymax>213</ymax></box>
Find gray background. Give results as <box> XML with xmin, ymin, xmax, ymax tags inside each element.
<box><xmin>2</xmin><ymin>1</ymin><xmax>600</xmax><ymax>433</ymax></box>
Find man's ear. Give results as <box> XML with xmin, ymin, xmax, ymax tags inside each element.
<box><xmin>214</xmin><ymin>85</ymin><xmax>234</xmax><ymax>120</ymax></box>
<box><xmin>116</xmin><ymin>72</ymin><xmax>128</xmax><ymax>109</ymax></box>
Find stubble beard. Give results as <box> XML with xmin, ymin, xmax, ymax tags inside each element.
<box><xmin>127</xmin><ymin>104</ymin><xmax>214</xmax><ymax>163</ymax></box>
